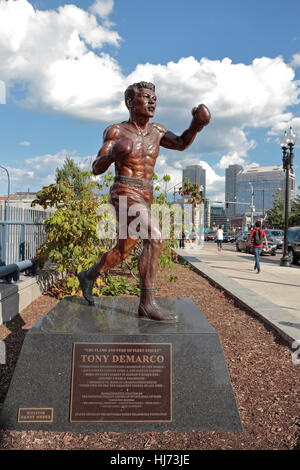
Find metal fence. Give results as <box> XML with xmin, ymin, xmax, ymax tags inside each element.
<box><xmin>0</xmin><ymin>202</ymin><xmax>51</xmax><ymax>266</ymax></box>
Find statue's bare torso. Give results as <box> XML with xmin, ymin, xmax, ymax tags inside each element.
<box><xmin>92</xmin><ymin>84</ymin><xmax>210</xmax><ymax>184</ymax></box>
<box><xmin>104</xmin><ymin>121</ymin><xmax>166</xmax><ymax>180</ymax></box>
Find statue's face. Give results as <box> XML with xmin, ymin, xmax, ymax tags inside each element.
<box><xmin>129</xmin><ymin>87</ymin><xmax>157</xmax><ymax>118</ymax></box>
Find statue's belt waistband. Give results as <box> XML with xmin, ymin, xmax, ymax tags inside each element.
<box><xmin>114</xmin><ymin>175</ymin><xmax>153</xmax><ymax>190</ymax></box>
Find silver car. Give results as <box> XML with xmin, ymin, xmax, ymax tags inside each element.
<box><xmin>264</xmin><ymin>229</ymin><xmax>284</xmax><ymax>249</ymax></box>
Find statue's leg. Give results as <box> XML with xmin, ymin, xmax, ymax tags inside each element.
<box><xmin>78</xmin><ymin>237</ymin><xmax>138</xmax><ymax>306</ymax></box>
<box><xmin>93</xmin><ymin>237</ymin><xmax>138</xmax><ymax>276</ymax></box>
<box><xmin>137</xmin><ymin>207</ymin><xmax>178</xmax><ymax>322</ymax></box>
<box><xmin>78</xmin><ymin>194</ymin><xmax>137</xmax><ymax>305</ymax></box>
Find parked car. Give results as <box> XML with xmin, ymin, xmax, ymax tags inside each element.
<box><xmin>214</xmin><ymin>232</ymin><xmax>235</xmax><ymax>243</ymax></box>
<box><xmin>264</xmin><ymin>229</ymin><xmax>284</xmax><ymax>249</ymax></box>
<box><xmin>235</xmin><ymin>232</ymin><xmax>250</xmax><ymax>252</ymax></box>
<box><xmin>249</xmin><ymin>238</ymin><xmax>277</xmax><ymax>256</ymax></box>
<box><xmin>205</xmin><ymin>231</ymin><xmax>216</xmax><ymax>241</ymax></box>
<box><xmin>236</xmin><ymin>232</ymin><xmax>276</xmax><ymax>256</ymax></box>
<box><xmin>287</xmin><ymin>226</ymin><xmax>300</xmax><ymax>265</ymax></box>
<box><xmin>224</xmin><ymin>233</ymin><xmax>235</xmax><ymax>243</ymax></box>
<box><xmin>234</xmin><ymin>230</ymin><xmax>246</xmax><ymax>241</ymax></box>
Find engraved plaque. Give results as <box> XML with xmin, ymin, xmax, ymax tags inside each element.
<box><xmin>18</xmin><ymin>408</ymin><xmax>53</xmax><ymax>423</ymax></box>
<box><xmin>70</xmin><ymin>343</ymin><xmax>172</xmax><ymax>422</ymax></box>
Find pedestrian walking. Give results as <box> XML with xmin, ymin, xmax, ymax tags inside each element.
<box><xmin>216</xmin><ymin>225</ymin><xmax>223</xmax><ymax>252</ymax></box>
<box><xmin>248</xmin><ymin>221</ymin><xmax>268</xmax><ymax>273</ymax></box>
<box><xmin>188</xmin><ymin>224</ymin><xmax>197</xmax><ymax>247</ymax></box>
<box><xmin>179</xmin><ymin>229</ymin><xmax>185</xmax><ymax>249</ymax></box>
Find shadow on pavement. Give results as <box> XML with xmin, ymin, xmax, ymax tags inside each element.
<box><xmin>279</xmin><ymin>321</ymin><xmax>300</xmax><ymax>330</ymax></box>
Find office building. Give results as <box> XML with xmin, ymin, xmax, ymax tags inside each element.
<box><xmin>225</xmin><ymin>164</ymin><xmax>243</xmax><ymax>218</ymax></box>
<box><xmin>235</xmin><ymin>165</ymin><xmax>295</xmax><ymax>216</ymax></box>
<box><xmin>182</xmin><ymin>164</ymin><xmax>206</xmax><ymax>198</ymax></box>
<box><xmin>210</xmin><ymin>206</ymin><xmax>227</xmax><ymax>229</ymax></box>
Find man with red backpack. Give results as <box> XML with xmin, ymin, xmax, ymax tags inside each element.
<box><xmin>248</xmin><ymin>221</ymin><xmax>269</xmax><ymax>273</ymax></box>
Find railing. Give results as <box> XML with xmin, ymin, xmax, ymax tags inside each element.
<box><xmin>0</xmin><ymin>259</ymin><xmax>37</xmax><ymax>282</ymax></box>
<box><xmin>0</xmin><ymin>202</ymin><xmax>51</xmax><ymax>267</ymax></box>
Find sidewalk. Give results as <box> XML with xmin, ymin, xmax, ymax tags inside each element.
<box><xmin>176</xmin><ymin>243</ymin><xmax>300</xmax><ymax>346</ymax></box>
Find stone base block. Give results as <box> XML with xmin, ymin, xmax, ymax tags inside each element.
<box><xmin>0</xmin><ymin>296</ymin><xmax>242</xmax><ymax>432</ymax></box>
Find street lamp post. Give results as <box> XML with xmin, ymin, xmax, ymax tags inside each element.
<box><xmin>0</xmin><ymin>165</ymin><xmax>11</xmax><ymax>265</ymax></box>
<box><xmin>280</xmin><ymin>127</ymin><xmax>296</xmax><ymax>267</ymax></box>
<box><xmin>0</xmin><ymin>165</ymin><xmax>10</xmax><ymax>220</ymax></box>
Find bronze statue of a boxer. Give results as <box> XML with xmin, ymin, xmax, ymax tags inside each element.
<box><xmin>78</xmin><ymin>81</ymin><xmax>210</xmax><ymax>322</ymax></box>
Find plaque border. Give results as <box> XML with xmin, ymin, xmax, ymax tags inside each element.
<box><xmin>18</xmin><ymin>407</ymin><xmax>54</xmax><ymax>423</ymax></box>
<box><xmin>69</xmin><ymin>342</ymin><xmax>172</xmax><ymax>423</ymax></box>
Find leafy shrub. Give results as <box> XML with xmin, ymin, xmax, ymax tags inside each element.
<box><xmin>32</xmin><ymin>161</ymin><xmax>183</xmax><ymax>299</ymax></box>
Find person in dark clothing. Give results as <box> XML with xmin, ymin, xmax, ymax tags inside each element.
<box><xmin>179</xmin><ymin>230</ymin><xmax>186</xmax><ymax>248</ymax></box>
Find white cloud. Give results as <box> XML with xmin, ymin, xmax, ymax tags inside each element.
<box><xmin>128</xmin><ymin>56</ymin><xmax>298</xmax><ymax>128</ymax></box>
<box><xmin>216</xmin><ymin>150</ymin><xmax>259</xmax><ymax>170</ymax></box>
<box><xmin>268</xmin><ymin>116</ymin><xmax>300</xmax><ymax>148</ymax></box>
<box><xmin>0</xmin><ymin>1</ymin><xmax>300</xmax><ymax>197</ymax></box>
<box><xmin>25</xmin><ymin>149</ymin><xmax>93</xmax><ymax>184</ymax></box>
<box><xmin>90</xmin><ymin>0</ymin><xmax>114</xmax><ymax>19</ymax></box>
<box><xmin>0</xmin><ymin>1</ymin><xmax>298</xmax><ymax>148</ymax></box>
<box><xmin>291</xmin><ymin>53</ymin><xmax>300</xmax><ymax>69</ymax></box>
<box><xmin>19</xmin><ymin>140</ymin><xmax>31</xmax><ymax>146</ymax></box>
<box><xmin>199</xmin><ymin>160</ymin><xmax>225</xmax><ymax>203</ymax></box>
<box><xmin>0</xmin><ymin>166</ymin><xmax>35</xmax><ymax>195</ymax></box>
<box><xmin>0</xmin><ymin>80</ymin><xmax>5</xmax><ymax>104</ymax></box>
<box><xmin>0</xmin><ymin>149</ymin><xmax>92</xmax><ymax>193</ymax></box>
<box><xmin>217</xmin><ymin>151</ymin><xmax>246</xmax><ymax>170</ymax></box>
<box><xmin>0</xmin><ymin>0</ymin><xmax>123</xmax><ymax>118</ymax></box>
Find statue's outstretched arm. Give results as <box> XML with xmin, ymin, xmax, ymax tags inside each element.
<box><xmin>160</xmin><ymin>104</ymin><xmax>210</xmax><ymax>151</ymax></box>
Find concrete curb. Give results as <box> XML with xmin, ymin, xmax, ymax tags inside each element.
<box><xmin>176</xmin><ymin>251</ymin><xmax>300</xmax><ymax>347</ymax></box>
<box><xmin>0</xmin><ymin>276</ymin><xmax>42</xmax><ymax>324</ymax></box>
<box><xmin>0</xmin><ymin>267</ymin><xmax>62</xmax><ymax>324</ymax></box>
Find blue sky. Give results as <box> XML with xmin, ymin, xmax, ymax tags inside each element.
<box><xmin>1</xmin><ymin>0</ymin><xmax>300</xmax><ymax>202</ymax></box>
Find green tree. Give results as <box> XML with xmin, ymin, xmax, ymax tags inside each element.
<box><xmin>181</xmin><ymin>178</ymin><xmax>205</xmax><ymax>205</ymax></box>
<box><xmin>55</xmin><ymin>156</ymin><xmax>87</xmax><ymax>197</ymax></box>
<box><xmin>181</xmin><ymin>178</ymin><xmax>206</xmax><ymax>225</ymax></box>
<box><xmin>32</xmin><ymin>162</ymin><xmax>107</xmax><ymax>296</ymax></box>
<box><xmin>162</xmin><ymin>174</ymin><xmax>171</xmax><ymax>195</ymax></box>
<box><xmin>266</xmin><ymin>190</ymin><xmax>285</xmax><ymax>229</ymax></box>
<box><xmin>266</xmin><ymin>189</ymin><xmax>298</xmax><ymax>228</ymax></box>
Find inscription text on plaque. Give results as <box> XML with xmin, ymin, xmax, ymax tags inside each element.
<box><xmin>70</xmin><ymin>343</ymin><xmax>172</xmax><ymax>423</ymax></box>
<box><xmin>18</xmin><ymin>408</ymin><xmax>53</xmax><ymax>423</ymax></box>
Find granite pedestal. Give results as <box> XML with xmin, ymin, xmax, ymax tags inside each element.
<box><xmin>0</xmin><ymin>296</ymin><xmax>242</xmax><ymax>432</ymax></box>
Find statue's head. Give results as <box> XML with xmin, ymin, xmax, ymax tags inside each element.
<box><xmin>125</xmin><ymin>81</ymin><xmax>156</xmax><ymax>118</ymax></box>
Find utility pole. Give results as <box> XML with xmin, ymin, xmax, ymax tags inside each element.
<box><xmin>249</xmin><ymin>183</ymin><xmax>254</xmax><ymax>228</ymax></box>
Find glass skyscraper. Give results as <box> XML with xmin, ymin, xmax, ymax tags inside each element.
<box><xmin>210</xmin><ymin>206</ymin><xmax>227</xmax><ymax>228</ymax></box>
<box><xmin>182</xmin><ymin>164</ymin><xmax>206</xmax><ymax>198</ymax></box>
<box><xmin>225</xmin><ymin>164</ymin><xmax>243</xmax><ymax>218</ymax></box>
<box><xmin>235</xmin><ymin>165</ymin><xmax>295</xmax><ymax>216</ymax></box>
